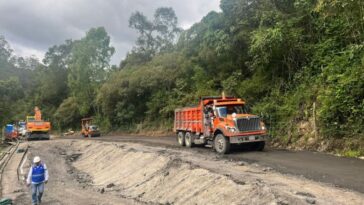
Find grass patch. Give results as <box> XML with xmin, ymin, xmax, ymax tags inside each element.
<box><xmin>341</xmin><ymin>150</ymin><xmax>363</xmax><ymax>158</ymax></box>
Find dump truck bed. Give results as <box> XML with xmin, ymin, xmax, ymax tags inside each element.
<box><xmin>174</xmin><ymin>106</ymin><xmax>203</xmax><ymax>133</ymax></box>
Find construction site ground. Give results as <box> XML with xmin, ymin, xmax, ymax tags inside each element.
<box><xmin>1</xmin><ymin>135</ymin><xmax>364</xmax><ymax>205</ymax></box>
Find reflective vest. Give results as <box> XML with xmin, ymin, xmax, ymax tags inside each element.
<box><xmin>32</xmin><ymin>164</ymin><xmax>45</xmax><ymax>183</ymax></box>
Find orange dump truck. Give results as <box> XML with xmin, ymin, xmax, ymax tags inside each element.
<box><xmin>174</xmin><ymin>95</ymin><xmax>267</xmax><ymax>154</ymax></box>
<box><xmin>26</xmin><ymin>107</ymin><xmax>51</xmax><ymax>140</ymax></box>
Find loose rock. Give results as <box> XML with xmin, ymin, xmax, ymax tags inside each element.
<box><xmin>106</xmin><ymin>183</ymin><xmax>115</xmax><ymax>188</ymax></box>
<box><xmin>305</xmin><ymin>198</ymin><xmax>316</xmax><ymax>204</ymax></box>
<box><xmin>237</xmin><ymin>161</ymin><xmax>246</xmax><ymax>166</ymax></box>
<box><xmin>295</xmin><ymin>191</ymin><xmax>315</xmax><ymax>198</ymax></box>
<box><xmin>263</xmin><ymin>167</ymin><xmax>273</xmax><ymax>172</ymax></box>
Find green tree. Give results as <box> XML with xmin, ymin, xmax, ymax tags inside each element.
<box><xmin>127</xmin><ymin>7</ymin><xmax>181</xmax><ymax>65</ymax></box>
<box><xmin>54</xmin><ymin>97</ymin><xmax>81</xmax><ymax>129</ymax></box>
<box><xmin>0</xmin><ymin>77</ymin><xmax>24</xmax><ymax>125</ymax></box>
<box><xmin>67</xmin><ymin>27</ymin><xmax>115</xmax><ymax>116</ymax></box>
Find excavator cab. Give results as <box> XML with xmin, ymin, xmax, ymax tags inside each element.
<box><xmin>81</xmin><ymin>118</ymin><xmax>101</xmax><ymax>138</ymax></box>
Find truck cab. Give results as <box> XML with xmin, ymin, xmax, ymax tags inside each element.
<box><xmin>210</xmin><ymin>98</ymin><xmax>267</xmax><ymax>153</ymax></box>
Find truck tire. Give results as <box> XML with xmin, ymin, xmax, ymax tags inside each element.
<box><xmin>177</xmin><ymin>132</ymin><xmax>185</xmax><ymax>146</ymax></box>
<box><xmin>185</xmin><ymin>132</ymin><xmax>194</xmax><ymax>148</ymax></box>
<box><xmin>214</xmin><ymin>134</ymin><xmax>230</xmax><ymax>154</ymax></box>
<box><xmin>254</xmin><ymin>141</ymin><xmax>265</xmax><ymax>151</ymax></box>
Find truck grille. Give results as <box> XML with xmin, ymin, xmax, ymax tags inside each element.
<box><xmin>236</xmin><ymin>117</ymin><xmax>260</xmax><ymax>132</ymax></box>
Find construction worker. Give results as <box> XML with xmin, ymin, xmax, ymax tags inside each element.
<box><xmin>204</xmin><ymin>105</ymin><xmax>214</xmax><ymax>137</ymax></box>
<box><xmin>34</xmin><ymin>107</ymin><xmax>42</xmax><ymax>121</ymax></box>
<box><xmin>26</xmin><ymin>156</ymin><xmax>48</xmax><ymax>205</ymax></box>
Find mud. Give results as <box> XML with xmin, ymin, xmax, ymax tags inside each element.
<box><xmin>11</xmin><ymin>141</ymin><xmax>139</xmax><ymax>205</ymax></box>
<box><xmin>8</xmin><ymin>139</ymin><xmax>364</xmax><ymax>205</ymax></box>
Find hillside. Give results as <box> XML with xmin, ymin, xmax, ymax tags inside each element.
<box><xmin>0</xmin><ymin>0</ymin><xmax>363</xmax><ymax>156</ymax></box>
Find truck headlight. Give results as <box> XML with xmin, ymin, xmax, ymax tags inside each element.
<box><xmin>260</xmin><ymin>121</ymin><xmax>266</xmax><ymax>130</ymax></box>
<box><xmin>228</xmin><ymin>127</ymin><xmax>237</xmax><ymax>133</ymax></box>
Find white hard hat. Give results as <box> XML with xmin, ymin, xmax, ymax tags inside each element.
<box><xmin>33</xmin><ymin>156</ymin><xmax>41</xmax><ymax>163</ymax></box>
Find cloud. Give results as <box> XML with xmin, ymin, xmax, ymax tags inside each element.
<box><xmin>10</xmin><ymin>42</ymin><xmax>45</xmax><ymax>61</ymax></box>
<box><xmin>0</xmin><ymin>0</ymin><xmax>220</xmax><ymax>65</ymax></box>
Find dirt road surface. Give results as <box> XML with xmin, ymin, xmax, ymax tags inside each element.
<box><xmin>92</xmin><ymin>135</ymin><xmax>364</xmax><ymax>193</ymax></box>
<box><xmin>1</xmin><ymin>135</ymin><xmax>363</xmax><ymax>205</ymax></box>
<box><xmin>3</xmin><ymin>140</ymin><xmax>140</xmax><ymax>205</ymax></box>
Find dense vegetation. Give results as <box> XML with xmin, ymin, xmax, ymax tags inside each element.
<box><xmin>0</xmin><ymin>0</ymin><xmax>363</xmax><ymax>155</ymax></box>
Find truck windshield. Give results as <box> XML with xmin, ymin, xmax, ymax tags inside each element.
<box><xmin>90</xmin><ymin>125</ymin><xmax>98</xmax><ymax>130</ymax></box>
<box><xmin>216</xmin><ymin>105</ymin><xmax>247</xmax><ymax>117</ymax></box>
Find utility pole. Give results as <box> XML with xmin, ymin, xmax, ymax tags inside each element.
<box><xmin>313</xmin><ymin>102</ymin><xmax>317</xmax><ymax>138</ymax></box>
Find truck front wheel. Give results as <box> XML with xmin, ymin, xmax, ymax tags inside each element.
<box><xmin>214</xmin><ymin>134</ymin><xmax>231</xmax><ymax>154</ymax></box>
<box><xmin>185</xmin><ymin>132</ymin><xmax>194</xmax><ymax>148</ymax></box>
<box><xmin>177</xmin><ymin>132</ymin><xmax>185</xmax><ymax>146</ymax></box>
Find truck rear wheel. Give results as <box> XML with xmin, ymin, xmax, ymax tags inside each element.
<box><xmin>177</xmin><ymin>132</ymin><xmax>185</xmax><ymax>146</ymax></box>
<box><xmin>214</xmin><ymin>134</ymin><xmax>230</xmax><ymax>154</ymax></box>
<box><xmin>185</xmin><ymin>132</ymin><xmax>194</xmax><ymax>148</ymax></box>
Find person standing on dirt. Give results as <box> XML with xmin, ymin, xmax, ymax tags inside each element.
<box><xmin>26</xmin><ymin>156</ymin><xmax>49</xmax><ymax>205</ymax></box>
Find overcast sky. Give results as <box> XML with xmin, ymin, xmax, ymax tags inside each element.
<box><xmin>0</xmin><ymin>0</ymin><xmax>220</xmax><ymax>65</ymax></box>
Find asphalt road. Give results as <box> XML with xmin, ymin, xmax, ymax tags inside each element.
<box><xmin>66</xmin><ymin>134</ymin><xmax>364</xmax><ymax>193</ymax></box>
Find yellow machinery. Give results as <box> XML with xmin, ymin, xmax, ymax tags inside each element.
<box><xmin>26</xmin><ymin>107</ymin><xmax>51</xmax><ymax>140</ymax></box>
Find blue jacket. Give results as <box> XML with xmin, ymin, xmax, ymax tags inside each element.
<box><xmin>32</xmin><ymin>164</ymin><xmax>45</xmax><ymax>183</ymax></box>
<box><xmin>27</xmin><ymin>163</ymin><xmax>49</xmax><ymax>184</ymax></box>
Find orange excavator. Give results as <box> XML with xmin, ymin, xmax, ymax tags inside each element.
<box><xmin>26</xmin><ymin>106</ymin><xmax>51</xmax><ymax>140</ymax></box>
